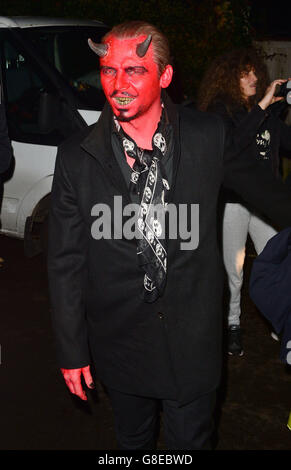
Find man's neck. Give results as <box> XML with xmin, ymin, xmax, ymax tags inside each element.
<box><xmin>119</xmin><ymin>103</ymin><xmax>162</xmax><ymax>150</ymax></box>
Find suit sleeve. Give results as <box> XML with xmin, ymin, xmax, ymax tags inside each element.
<box><xmin>249</xmin><ymin>228</ymin><xmax>291</xmax><ymax>363</ymax></box>
<box><xmin>47</xmin><ymin>146</ymin><xmax>90</xmax><ymax>369</ymax></box>
<box><xmin>209</xmin><ymin>102</ymin><xmax>268</xmax><ymax>149</ymax></box>
<box><xmin>222</xmin><ymin>119</ymin><xmax>291</xmax><ymax>230</ymax></box>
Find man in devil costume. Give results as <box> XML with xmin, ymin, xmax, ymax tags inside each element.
<box><xmin>47</xmin><ymin>21</ymin><xmax>291</xmax><ymax>450</ymax></box>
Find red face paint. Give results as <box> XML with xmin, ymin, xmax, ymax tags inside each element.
<box><xmin>100</xmin><ymin>35</ymin><xmax>162</xmax><ymax>123</ymax></box>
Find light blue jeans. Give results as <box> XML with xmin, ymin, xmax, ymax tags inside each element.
<box><xmin>222</xmin><ymin>203</ymin><xmax>277</xmax><ymax>326</ymax></box>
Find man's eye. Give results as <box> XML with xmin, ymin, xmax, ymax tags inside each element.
<box><xmin>126</xmin><ymin>67</ymin><xmax>147</xmax><ymax>75</ymax></box>
<box><xmin>102</xmin><ymin>68</ymin><xmax>116</xmax><ymax>76</ymax></box>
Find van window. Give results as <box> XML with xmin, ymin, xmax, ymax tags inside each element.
<box><xmin>1</xmin><ymin>33</ymin><xmax>78</xmax><ymax>145</ymax></box>
<box><xmin>22</xmin><ymin>26</ymin><xmax>107</xmax><ymax>110</ymax></box>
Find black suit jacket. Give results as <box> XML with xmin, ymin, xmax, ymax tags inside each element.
<box><xmin>250</xmin><ymin>227</ymin><xmax>291</xmax><ymax>364</ymax></box>
<box><xmin>48</xmin><ymin>96</ymin><xmax>291</xmax><ymax>405</ymax></box>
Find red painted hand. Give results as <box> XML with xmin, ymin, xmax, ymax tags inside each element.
<box><xmin>60</xmin><ymin>365</ymin><xmax>94</xmax><ymax>401</ymax></box>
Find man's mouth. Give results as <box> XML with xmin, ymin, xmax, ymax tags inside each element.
<box><xmin>114</xmin><ymin>96</ymin><xmax>135</xmax><ymax>106</ymax></box>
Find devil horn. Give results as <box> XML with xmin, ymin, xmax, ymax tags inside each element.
<box><xmin>136</xmin><ymin>35</ymin><xmax>152</xmax><ymax>57</ymax></box>
<box><xmin>88</xmin><ymin>38</ymin><xmax>108</xmax><ymax>57</ymax></box>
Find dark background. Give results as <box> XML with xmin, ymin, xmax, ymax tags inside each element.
<box><xmin>250</xmin><ymin>2</ymin><xmax>291</xmax><ymax>37</ymax></box>
<box><xmin>1</xmin><ymin>0</ymin><xmax>291</xmax><ymax>101</ymax></box>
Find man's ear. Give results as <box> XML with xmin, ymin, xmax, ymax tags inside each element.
<box><xmin>160</xmin><ymin>64</ymin><xmax>173</xmax><ymax>89</ymax></box>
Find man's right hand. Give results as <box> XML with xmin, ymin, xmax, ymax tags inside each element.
<box><xmin>60</xmin><ymin>365</ymin><xmax>94</xmax><ymax>401</ymax></box>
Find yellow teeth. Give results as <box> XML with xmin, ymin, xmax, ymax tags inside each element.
<box><xmin>115</xmin><ymin>97</ymin><xmax>134</xmax><ymax>105</ymax></box>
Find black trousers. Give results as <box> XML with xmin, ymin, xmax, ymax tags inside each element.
<box><xmin>106</xmin><ymin>388</ymin><xmax>217</xmax><ymax>450</ymax></box>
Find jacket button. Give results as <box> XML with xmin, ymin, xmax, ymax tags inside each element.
<box><xmin>158</xmin><ymin>312</ymin><xmax>164</xmax><ymax>319</ymax></box>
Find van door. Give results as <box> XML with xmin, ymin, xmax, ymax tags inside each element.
<box><xmin>0</xmin><ymin>30</ymin><xmax>81</xmax><ymax>238</ymax></box>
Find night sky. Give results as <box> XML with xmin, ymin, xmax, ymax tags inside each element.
<box><xmin>251</xmin><ymin>2</ymin><xmax>291</xmax><ymax>37</ymax></box>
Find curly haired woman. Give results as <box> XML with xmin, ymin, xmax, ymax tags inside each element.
<box><xmin>197</xmin><ymin>47</ymin><xmax>291</xmax><ymax>356</ymax></box>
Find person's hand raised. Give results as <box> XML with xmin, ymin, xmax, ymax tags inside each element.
<box><xmin>258</xmin><ymin>78</ymin><xmax>290</xmax><ymax>110</ymax></box>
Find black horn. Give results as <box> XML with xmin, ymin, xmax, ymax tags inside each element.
<box><xmin>88</xmin><ymin>38</ymin><xmax>108</xmax><ymax>57</ymax></box>
<box><xmin>136</xmin><ymin>35</ymin><xmax>152</xmax><ymax>57</ymax></box>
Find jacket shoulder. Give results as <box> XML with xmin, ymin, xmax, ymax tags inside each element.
<box><xmin>55</xmin><ymin>123</ymin><xmax>97</xmax><ymax>177</ymax></box>
<box><xmin>58</xmin><ymin>124</ymin><xmax>94</xmax><ymax>157</ymax></box>
<box><xmin>178</xmin><ymin>105</ymin><xmax>226</xmax><ymax>152</ymax></box>
<box><xmin>179</xmin><ymin>104</ymin><xmax>225</xmax><ymax>132</ymax></box>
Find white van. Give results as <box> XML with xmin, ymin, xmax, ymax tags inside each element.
<box><xmin>0</xmin><ymin>16</ymin><xmax>108</xmax><ymax>255</ymax></box>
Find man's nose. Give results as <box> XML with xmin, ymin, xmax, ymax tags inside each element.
<box><xmin>115</xmin><ymin>70</ymin><xmax>130</xmax><ymax>90</ymax></box>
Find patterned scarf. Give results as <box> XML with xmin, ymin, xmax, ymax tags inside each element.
<box><xmin>114</xmin><ymin>111</ymin><xmax>171</xmax><ymax>302</ymax></box>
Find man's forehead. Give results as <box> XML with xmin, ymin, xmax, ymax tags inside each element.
<box><xmin>100</xmin><ymin>34</ymin><xmax>155</xmax><ymax>65</ymax></box>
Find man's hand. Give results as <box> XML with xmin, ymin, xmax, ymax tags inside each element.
<box><xmin>258</xmin><ymin>79</ymin><xmax>288</xmax><ymax>110</ymax></box>
<box><xmin>60</xmin><ymin>365</ymin><xmax>94</xmax><ymax>401</ymax></box>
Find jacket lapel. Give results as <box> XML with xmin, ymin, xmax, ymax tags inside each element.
<box><xmin>81</xmin><ymin>102</ymin><xmax>131</xmax><ymax>200</ymax></box>
<box><xmin>163</xmin><ymin>92</ymin><xmax>181</xmax><ymax>204</ymax></box>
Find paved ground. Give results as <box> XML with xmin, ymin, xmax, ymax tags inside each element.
<box><xmin>0</xmin><ymin>233</ymin><xmax>290</xmax><ymax>452</ymax></box>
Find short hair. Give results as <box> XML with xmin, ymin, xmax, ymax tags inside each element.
<box><xmin>102</xmin><ymin>21</ymin><xmax>171</xmax><ymax>76</ymax></box>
